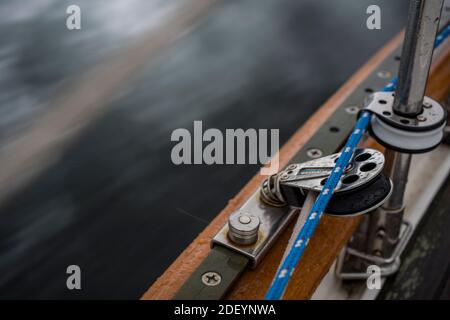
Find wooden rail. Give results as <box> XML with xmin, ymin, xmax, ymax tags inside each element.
<box><xmin>142</xmin><ymin>33</ymin><xmax>450</xmax><ymax>300</ymax></box>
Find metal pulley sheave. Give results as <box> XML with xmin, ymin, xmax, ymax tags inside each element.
<box><xmin>365</xmin><ymin>92</ymin><xmax>447</xmax><ymax>154</ymax></box>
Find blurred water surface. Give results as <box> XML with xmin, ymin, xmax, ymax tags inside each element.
<box><xmin>0</xmin><ymin>0</ymin><xmax>408</xmax><ymax>298</ymax></box>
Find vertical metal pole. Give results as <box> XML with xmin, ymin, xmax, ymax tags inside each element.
<box><xmin>368</xmin><ymin>152</ymin><xmax>412</xmax><ymax>257</ymax></box>
<box><xmin>367</xmin><ymin>0</ymin><xmax>443</xmax><ymax>258</ymax></box>
<box><xmin>394</xmin><ymin>0</ymin><xmax>444</xmax><ymax>116</ymax></box>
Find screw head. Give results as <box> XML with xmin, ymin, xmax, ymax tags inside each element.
<box><xmin>345</xmin><ymin>106</ymin><xmax>360</xmax><ymax>115</ymax></box>
<box><xmin>417</xmin><ymin>115</ymin><xmax>427</xmax><ymax>122</ymax></box>
<box><xmin>202</xmin><ymin>272</ymin><xmax>222</xmax><ymax>286</ymax></box>
<box><xmin>307</xmin><ymin>148</ymin><xmax>323</xmax><ymax>159</ymax></box>
<box><xmin>377</xmin><ymin>70</ymin><xmax>392</xmax><ymax>79</ymax></box>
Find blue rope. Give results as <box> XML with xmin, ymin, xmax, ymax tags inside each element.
<box><xmin>435</xmin><ymin>23</ymin><xmax>450</xmax><ymax>48</ymax></box>
<box><xmin>265</xmin><ymin>23</ymin><xmax>450</xmax><ymax>300</ymax></box>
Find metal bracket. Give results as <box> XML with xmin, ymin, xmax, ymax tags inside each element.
<box><xmin>335</xmin><ymin>220</ymin><xmax>413</xmax><ymax>279</ymax></box>
<box><xmin>365</xmin><ymin>92</ymin><xmax>447</xmax><ymax>130</ymax></box>
<box><xmin>212</xmin><ymin>196</ymin><xmax>297</xmax><ymax>268</ymax></box>
<box><xmin>280</xmin><ymin>149</ymin><xmax>385</xmax><ymax>194</ymax></box>
<box><xmin>213</xmin><ymin>149</ymin><xmax>389</xmax><ymax>267</ymax></box>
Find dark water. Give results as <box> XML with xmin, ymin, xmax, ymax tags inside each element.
<box><xmin>0</xmin><ymin>0</ymin><xmax>409</xmax><ymax>299</ymax></box>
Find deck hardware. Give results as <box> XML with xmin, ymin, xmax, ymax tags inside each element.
<box><xmin>214</xmin><ymin>149</ymin><xmax>391</xmax><ymax>268</ymax></box>
<box><xmin>340</xmin><ymin>91</ymin><xmax>446</xmax><ymax>277</ymax></box>
<box><xmin>262</xmin><ymin>148</ymin><xmax>392</xmax><ymax>216</ymax></box>
<box><xmin>228</xmin><ymin>214</ymin><xmax>260</xmax><ymax>245</ymax></box>
<box><xmin>340</xmin><ymin>0</ymin><xmax>446</xmax><ymax>279</ymax></box>
<box><xmin>212</xmin><ymin>199</ymin><xmax>297</xmax><ymax>267</ymax></box>
<box><xmin>365</xmin><ymin>91</ymin><xmax>447</xmax><ymax>153</ymax></box>
<box><xmin>336</xmin><ymin>220</ymin><xmax>412</xmax><ymax>279</ymax></box>
<box><xmin>171</xmin><ymin>2</ymin><xmax>450</xmax><ymax>300</ymax></box>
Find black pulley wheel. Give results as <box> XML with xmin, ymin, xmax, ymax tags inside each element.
<box><xmin>326</xmin><ymin>174</ymin><xmax>392</xmax><ymax>216</ymax></box>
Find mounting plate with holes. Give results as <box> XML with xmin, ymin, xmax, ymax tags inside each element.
<box><xmin>280</xmin><ymin>149</ymin><xmax>385</xmax><ymax>194</ymax></box>
<box><xmin>365</xmin><ymin>92</ymin><xmax>447</xmax><ymax>131</ymax></box>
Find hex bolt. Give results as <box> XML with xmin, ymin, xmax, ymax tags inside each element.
<box><xmin>201</xmin><ymin>272</ymin><xmax>222</xmax><ymax>287</ymax></box>
<box><xmin>307</xmin><ymin>148</ymin><xmax>323</xmax><ymax>159</ymax></box>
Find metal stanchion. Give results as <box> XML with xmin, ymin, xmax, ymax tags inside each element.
<box><xmin>338</xmin><ymin>0</ymin><xmax>445</xmax><ymax>277</ymax></box>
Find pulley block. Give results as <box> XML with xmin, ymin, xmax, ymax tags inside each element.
<box><xmin>260</xmin><ymin>148</ymin><xmax>392</xmax><ymax>217</ymax></box>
